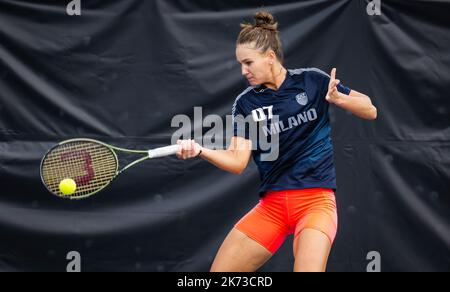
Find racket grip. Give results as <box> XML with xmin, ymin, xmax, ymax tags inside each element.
<box><xmin>148</xmin><ymin>145</ymin><xmax>180</xmax><ymax>159</ymax></box>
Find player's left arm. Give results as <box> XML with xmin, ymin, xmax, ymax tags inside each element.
<box><xmin>326</xmin><ymin>68</ymin><xmax>377</xmax><ymax>120</ymax></box>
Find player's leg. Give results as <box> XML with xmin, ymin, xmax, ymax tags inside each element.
<box><xmin>210</xmin><ymin>228</ymin><xmax>272</xmax><ymax>272</ymax></box>
<box><xmin>290</xmin><ymin>189</ymin><xmax>338</xmax><ymax>272</ymax></box>
<box><xmin>211</xmin><ymin>194</ymin><xmax>288</xmax><ymax>272</ymax></box>
<box><xmin>293</xmin><ymin>228</ymin><xmax>332</xmax><ymax>272</ymax></box>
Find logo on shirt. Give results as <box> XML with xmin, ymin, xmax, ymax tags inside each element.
<box><xmin>295</xmin><ymin>92</ymin><xmax>308</xmax><ymax>106</ymax></box>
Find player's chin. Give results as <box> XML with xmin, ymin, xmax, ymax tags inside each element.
<box><xmin>248</xmin><ymin>79</ymin><xmax>260</xmax><ymax>86</ymax></box>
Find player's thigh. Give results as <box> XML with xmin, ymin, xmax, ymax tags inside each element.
<box><xmin>293</xmin><ymin>228</ymin><xmax>332</xmax><ymax>272</ymax></box>
<box><xmin>210</xmin><ymin>228</ymin><xmax>272</xmax><ymax>272</ymax></box>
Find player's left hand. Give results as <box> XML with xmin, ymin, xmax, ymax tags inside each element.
<box><xmin>325</xmin><ymin>68</ymin><xmax>343</xmax><ymax>104</ymax></box>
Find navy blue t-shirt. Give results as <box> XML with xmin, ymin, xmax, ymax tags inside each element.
<box><xmin>232</xmin><ymin>68</ymin><xmax>351</xmax><ymax>196</ymax></box>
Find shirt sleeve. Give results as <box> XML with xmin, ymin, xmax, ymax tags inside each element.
<box><xmin>232</xmin><ymin>98</ymin><xmax>250</xmax><ymax>140</ymax></box>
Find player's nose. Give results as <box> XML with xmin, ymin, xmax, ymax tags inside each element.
<box><xmin>241</xmin><ymin>65</ymin><xmax>249</xmax><ymax>76</ymax></box>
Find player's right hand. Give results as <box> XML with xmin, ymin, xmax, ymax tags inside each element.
<box><xmin>176</xmin><ymin>139</ymin><xmax>202</xmax><ymax>160</ymax></box>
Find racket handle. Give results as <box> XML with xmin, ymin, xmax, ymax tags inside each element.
<box><xmin>148</xmin><ymin>145</ymin><xmax>179</xmax><ymax>159</ymax></box>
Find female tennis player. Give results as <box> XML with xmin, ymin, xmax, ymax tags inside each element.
<box><xmin>176</xmin><ymin>11</ymin><xmax>377</xmax><ymax>272</ymax></box>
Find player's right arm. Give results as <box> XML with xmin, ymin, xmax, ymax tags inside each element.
<box><xmin>176</xmin><ymin>137</ymin><xmax>252</xmax><ymax>174</ymax></box>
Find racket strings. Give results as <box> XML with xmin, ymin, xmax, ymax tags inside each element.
<box><xmin>42</xmin><ymin>141</ymin><xmax>118</xmax><ymax>198</ymax></box>
<box><xmin>43</xmin><ymin>152</ymin><xmax>116</xmax><ymax>181</ymax></box>
<box><xmin>44</xmin><ymin>159</ymin><xmax>116</xmax><ymax>197</ymax></box>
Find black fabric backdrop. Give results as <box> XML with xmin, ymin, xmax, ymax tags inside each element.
<box><xmin>0</xmin><ymin>0</ymin><xmax>449</xmax><ymax>272</ymax></box>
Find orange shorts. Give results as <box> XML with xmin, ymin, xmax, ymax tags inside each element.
<box><xmin>235</xmin><ymin>188</ymin><xmax>338</xmax><ymax>254</ymax></box>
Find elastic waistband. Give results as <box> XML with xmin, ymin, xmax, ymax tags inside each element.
<box><xmin>264</xmin><ymin>188</ymin><xmax>334</xmax><ymax>196</ymax></box>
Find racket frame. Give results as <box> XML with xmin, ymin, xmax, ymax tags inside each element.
<box><xmin>40</xmin><ymin>138</ymin><xmax>153</xmax><ymax>200</ymax></box>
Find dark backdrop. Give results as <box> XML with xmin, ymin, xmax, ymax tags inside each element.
<box><xmin>0</xmin><ymin>0</ymin><xmax>449</xmax><ymax>272</ymax></box>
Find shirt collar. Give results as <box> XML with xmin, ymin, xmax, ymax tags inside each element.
<box><xmin>252</xmin><ymin>70</ymin><xmax>291</xmax><ymax>94</ymax></box>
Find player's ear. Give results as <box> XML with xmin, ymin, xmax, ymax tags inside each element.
<box><xmin>266</xmin><ymin>49</ymin><xmax>276</xmax><ymax>65</ymax></box>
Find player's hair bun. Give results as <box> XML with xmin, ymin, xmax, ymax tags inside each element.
<box><xmin>253</xmin><ymin>11</ymin><xmax>278</xmax><ymax>31</ymax></box>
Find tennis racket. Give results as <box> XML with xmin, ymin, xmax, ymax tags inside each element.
<box><xmin>40</xmin><ymin>138</ymin><xmax>179</xmax><ymax>200</ymax></box>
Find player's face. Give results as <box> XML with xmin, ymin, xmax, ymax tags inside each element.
<box><xmin>236</xmin><ymin>44</ymin><xmax>273</xmax><ymax>86</ymax></box>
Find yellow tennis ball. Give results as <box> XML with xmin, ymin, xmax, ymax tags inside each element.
<box><xmin>59</xmin><ymin>178</ymin><xmax>77</xmax><ymax>196</ymax></box>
